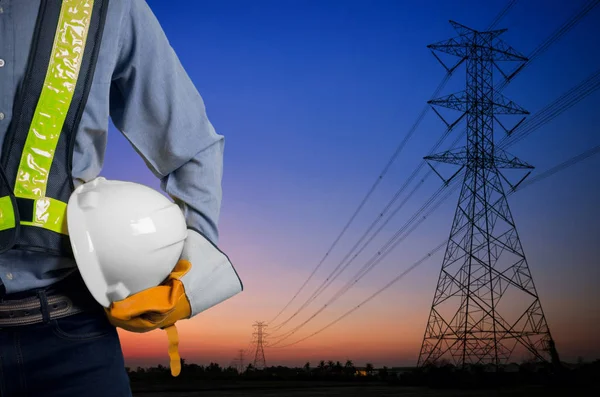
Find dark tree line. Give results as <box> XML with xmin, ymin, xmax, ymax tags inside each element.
<box><xmin>127</xmin><ymin>358</ymin><xmax>384</xmax><ymax>382</ymax></box>
<box><xmin>126</xmin><ymin>357</ymin><xmax>600</xmax><ymax>392</ymax></box>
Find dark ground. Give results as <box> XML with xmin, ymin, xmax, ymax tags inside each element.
<box><xmin>131</xmin><ymin>381</ymin><xmax>597</xmax><ymax>396</ymax></box>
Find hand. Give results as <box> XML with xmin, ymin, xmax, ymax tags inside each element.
<box><xmin>103</xmin><ymin>227</ymin><xmax>244</xmax><ymax>377</ymax></box>
<box><xmin>105</xmin><ymin>259</ymin><xmax>192</xmax><ymax>332</ymax></box>
<box><xmin>104</xmin><ymin>259</ymin><xmax>192</xmax><ymax>377</ymax></box>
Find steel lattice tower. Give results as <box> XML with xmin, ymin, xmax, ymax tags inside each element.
<box><xmin>417</xmin><ymin>21</ymin><xmax>560</xmax><ymax>369</ymax></box>
<box><xmin>234</xmin><ymin>349</ymin><xmax>245</xmax><ymax>373</ymax></box>
<box><xmin>253</xmin><ymin>322</ymin><xmax>268</xmax><ymax>369</ymax></box>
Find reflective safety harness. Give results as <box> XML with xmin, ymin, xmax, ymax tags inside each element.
<box><xmin>0</xmin><ymin>0</ymin><xmax>108</xmax><ymax>257</ymax></box>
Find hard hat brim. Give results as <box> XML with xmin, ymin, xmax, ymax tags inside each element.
<box><xmin>67</xmin><ymin>192</ymin><xmax>111</xmax><ymax>308</ymax></box>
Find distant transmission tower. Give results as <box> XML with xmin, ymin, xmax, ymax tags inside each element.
<box><xmin>233</xmin><ymin>349</ymin><xmax>245</xmax><ymax>373</ymax></box>
<box><xmin>417</xmin><ymin>21</ymin><xmax>560</xmax><ymax>369</ymax></box>
<box><xmin>253</xmin><ymin>322</ymin><xmax>268</xmax><ymax>369</ymax></box>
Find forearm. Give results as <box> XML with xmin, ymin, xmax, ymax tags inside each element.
<box><xmin>161</xmin><ymin>137</ymin><xmax>224</xmax><ymax>245</ymax></box>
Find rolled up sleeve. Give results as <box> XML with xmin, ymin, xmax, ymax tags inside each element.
<box><xmin>108</xmin><ymin>0</ymin><xmax>223</xmax><ymax>244</ymax></box>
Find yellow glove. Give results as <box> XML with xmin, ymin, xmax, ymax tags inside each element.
<box><xmin>105</xmin><ymin>259</ymin><xmax>193</xmax><ymax>376</ymax></box>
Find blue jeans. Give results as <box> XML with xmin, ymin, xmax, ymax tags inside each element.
<box><xmin>0</xmin><ymin>278</ymin><xmax>132</xmax><ymax>396</ymax></box>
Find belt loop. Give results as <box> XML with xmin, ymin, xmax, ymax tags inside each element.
<box><xmin>37</xmin><ymin>290</ymin><xmax>51</xmax><ymax>324</ymax></box>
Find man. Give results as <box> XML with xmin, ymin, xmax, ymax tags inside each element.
<box><xmin>0</xmin><ymin>0</ymin><xmax>243</xmax><ymax>396</ymax></box>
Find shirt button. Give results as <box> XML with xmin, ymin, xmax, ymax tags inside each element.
<box><xmin>0</xmin><ymin>59</ymin><xmax>4</xmax><ymax>68</ymax></box>
<box><xmin>0</xmin><ymin>112</ymin><xmax>4</xmax><ymax>120</ymax></box>
<box><xmin>0</xmin><ymin>7</ymin><xmax>4</xmax><ymax>14</ymax></box>
<box><xmin>6</xmin><ymin>273</ymin><xmax>13</xmax><ymax>280</ymax></box>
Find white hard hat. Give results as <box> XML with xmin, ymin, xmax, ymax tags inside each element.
<box><xmin>66</xmin><ymin>177</ymin><xmax>188</xmax><ymax>308</ymax></box>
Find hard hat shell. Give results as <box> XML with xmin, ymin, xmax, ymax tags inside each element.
<box><xmin>67</xmin><ymin>177</ymin><xmax>188</xmax><ymax>308</ymax></box>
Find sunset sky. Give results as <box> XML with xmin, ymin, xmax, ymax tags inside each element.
<box><xmin>99</xmin><ymin>0</ymin><xmax>600</xmax><ymax>369</ymax></box>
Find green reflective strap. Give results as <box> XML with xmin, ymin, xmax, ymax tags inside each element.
<box><xmin>0</xmin><ymin>196</ymin><xmax>16</xmax><ymax>232</ymax></box>
<box><xmin>13</xmin><ymin>0</ymin><xmax>94</xmax><ymax>234</ymax></box>
<box><xmin>20</xmin><ymin>197</ymin><xmax>68</xmax><ymax>235</ymax></box>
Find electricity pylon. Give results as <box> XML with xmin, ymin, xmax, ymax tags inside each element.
<box><xmin>417</xmin><ymin>21</ymin><xmax>560</xmax><ymax>369</ymax></box>
<box><xmin>233</xmin><ymin>349</ymin><xmax>245</xmax><ymax>373</ymax></box>
<box><xmin>253</xmin><ymin>321</ymin><xmax>268</xmax><ymax>369</ymax></box>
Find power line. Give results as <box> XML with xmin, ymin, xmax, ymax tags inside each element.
<box><xmin>515</xmin><ymin>144</ymin><xmax>600</xmax><ymax>191</ymax></box>
<box><xmin>267</xmin><ymin>67</ymin><xmax>454</xmax><ymax>327</ymax></box>
<box><xmin>269</xmin><ymin>184</ymin><xmax>459</xmax><ymax>344</ymax></box>
<box><xmin>273</xmin><ymin>1</ymin><xmax>598</xmax><ymax>343</ymax></box>
<box><xmin>269</xmin><ymin>143</ymin><xmax>600</xmax><ymax>349</ymax></box>
<box><xmin>267</xmin><ymin>67</ymin><xmax>600</xmax><ymax>345</ymax></box>
<box><xmin>269</xmin><ymin>124</ymin><xmax>464</xmax><ymax>333</ymax></box>
<box><xmin>265</xmin><ymin>0</ymin><xmax>519</xmax><ymax>327</ymax></box>
<box><xmin>488</xmin><ymin>0</ymin><xmax>518</xmax><ymax>30</ymax></box>
<box><xmin>500</xmin><ymin>70</ymin><xmax>600</xmax><ymax>148</ymax></box>
<box><xmin>268</xmin><ymin>2</ymin><xmax>592</xmax><ymax>333</ymax></box>
<box><xmin>498</xmin><ymin>0</ymin><xmax>599</xmax><ymax>88</ymax></box>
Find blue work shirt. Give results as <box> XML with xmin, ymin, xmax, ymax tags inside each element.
<box><xmin>0</xmin><ymin>0</ymin><xmax>224</xmax><ymax>294</ymax></box>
